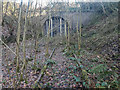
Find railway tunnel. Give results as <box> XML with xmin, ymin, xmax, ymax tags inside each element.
<box><xmin>43</xmin><ymin>16</ymin><xmax>69</xmax><ymax>37</ymax></box>
<box><xmin>39</xmin><ymin>2</ymin><xmax>102</xmax><ymax>37</ymax></box>
<box><xmin>42</xmin><ymin>11</ymin><xmax>94</xmax><ymax>37</ymax></box>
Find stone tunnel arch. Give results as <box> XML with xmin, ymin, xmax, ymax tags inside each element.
<box><xmin>43</xmin><ymin>16</ymin><xmax>69</xmax><ymax>37</ymax></box>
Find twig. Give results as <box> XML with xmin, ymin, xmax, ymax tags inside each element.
<box><xmin>0</xmin><ymin>39</ymin><xmax>16</xmax><ymax>56</ymax></box>
<box><xmin>0</xmin><ymin>39</ymin><xmax>23</xmax><ymax>63</ymax></box>
<box><xmin>49</xmin><ymin>47</ymin><xmax>56</xmax><ymax>59</ymax></box>
<box><xmin>73</xmin><ymin>53</ymin><xmax>81</xmax><ymax>66</ymax></box>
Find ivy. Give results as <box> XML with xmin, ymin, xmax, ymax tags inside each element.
<box><xmin>73</xmin><ymin>75</ymin><xmax>80</xmax><ymax>82</ymax></box>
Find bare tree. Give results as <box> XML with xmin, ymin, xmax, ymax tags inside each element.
<box><xmin>20</xmin><ymin>0</ymin><xmax>30</xmax><ymax>81</ymax></box>
<box><xmin>78</xmin><ymin>4</ymin><xmax>82</xmax><ymax>50</ymax></box>
<box><xmin>16</xmin><ymin>0</ymin><xmax>23</xmax><ymax>75</ymax></box>
<box><xmin>45</xmin><ymin>1</ymin><xmax>52</xmax><ymax>57</ymax></box>
<box><xmin>33</xmin><ymin>0</ymin><xmax>38</xmax><ymax>66</ymax></box>
<box><xmin>34</xmin><ymin>0</ymin><xmax>43</xmax><ymax>68</ymax></box>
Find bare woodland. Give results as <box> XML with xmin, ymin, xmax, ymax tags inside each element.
<box><xmin>0</xmin><ymin>0</ymin><xmax>119</xmax><ymax>88</ymax></box>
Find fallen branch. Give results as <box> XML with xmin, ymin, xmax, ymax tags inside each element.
<box><xmin>0</xmin><ymin>39</ymin><xmax>23</xmax><ymax>62</ymax></box>
<box><xmin>73</xmin><ymin>53</ymin><xmax>82</xmax><ymax>66</ymax></box>
<box><xmin>0</xmin><ymin>39</ymin><xmax>16</xmax><ymax>56</ymax></box>
<box><xmin>49</xmin><ymin>47</ymin><xmax>56</xmax><ymax>59</ymax></box>
<box><xmin>34</xmin><ymin>47</ymin><xmax>56</xmax><ymax>85</ymax></box>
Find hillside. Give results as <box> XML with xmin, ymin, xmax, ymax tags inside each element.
<box><xmin>82</xmin><ymin>12</ymin><xmax>119</xmax><ymax>61</ymax></box>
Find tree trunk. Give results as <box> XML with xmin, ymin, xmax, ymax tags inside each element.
<box><xmin>20</xmin><ymin>0</ymin><xmax>30</xmax><ymax>81</ymax></box>
<box><xmin>60</xmin><ymin>18</ymin><xmax>62</xmax><ymax>36</ymax></box>
<box><xmin>78</xmin><ymin>5</ymin><xmax>82</xmax><ymax>50</ymax></box>
<box><xmin>51</xmin><ymin>18</ymin><xmax>53</xmax><ymax>37</ymax></box>
<box><xmin>16</xmin><ymin>0</ymin><xmax>23</xmax><ymax>73</ymax></box>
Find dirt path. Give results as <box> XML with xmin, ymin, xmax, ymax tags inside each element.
<box><xmin>41</xmin><ymin>47</ymin><xmax>81</xmax><ymax>88</ymax></box>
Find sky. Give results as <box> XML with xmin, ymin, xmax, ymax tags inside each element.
<box><xmin>3</xmin><ymin>0</ymin><xmax>120</xmax><ymax>7</ymax></box>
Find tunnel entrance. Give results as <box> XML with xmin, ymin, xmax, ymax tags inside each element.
<box><xmin>43</xmin><ymin>16</ymin><xmax>68</xmax><ymax>37</ymax></box>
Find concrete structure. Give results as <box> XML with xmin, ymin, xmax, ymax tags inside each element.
<box><xmin>38</xmin><ymin>2</ymin><xmax>98</xmax><ymax>36</ymax></box>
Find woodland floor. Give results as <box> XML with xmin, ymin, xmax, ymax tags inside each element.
<box><xmin>1</xmin><ymin>39</ymin><xmax>70</xmax><ymax>87</ymax></box>
<box><xmin>1</xmin><ymin>37</ymin><xmax>119</xmax><ymax>88</ymax></box>
<box><xmin>2</xmin><ymin>41</ymin><xmax>81</xmax><ymax>88</ymax></box>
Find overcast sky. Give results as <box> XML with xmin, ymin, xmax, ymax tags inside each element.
<box><xmin>3</xmin><ymin>0</ymin><xmax>120</xmax><ymax>7</ymax></box>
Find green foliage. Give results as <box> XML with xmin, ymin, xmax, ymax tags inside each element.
<box><xmin>110</xmin><ymin>80</ymin><xmax>119</xmax><ymax>88</ymax></box>
<box><xmin>1</xmin><ymin>80</ymin><xmax>6</xmax><ymax>84</ymax></box>
<box><xmin>90</xmin><ymin>64</ymin><xmax>107</xmax><ymax>74</ymax></box>
<box><xmin>31</xmin><ymin>65</ymin><xmax>37</xmax><ymax>70</ymax></box>
<box><xmin>101</xmin><ymin>82</ymin><xmax>108</xmax><ymax>87</ymax></box>
<box><xmin>69</xmin><ymin>57</ymin><xmax>77</xmax><ymax>61</ymax></box>
<box><xmin>82</xmin><ymin>70</ymin><xmax>88</xmax><ymax>81</ymax></box>
<box><xmin>77</xmin><ymin>59</ymin><xmax>81</xmax><ymax>62</ymax></box>
<box><xmin>91</xmin><ymin>57</ymin><xmax>99</xmax><ymax>62</ymax></box>
<box><xmin>83</xmin><ymin>82</ymin><xmax>89</xmax><ymax>88</ymax></box>
<box><xmin>25</xmin><ymin>79</ymin><xmax>28</xmax><ymax>84</ymax></box>
<box><xmin>73</xmin><ymin>66</ymin><xmax>77</xmax><ymax>70</ymax></box>
<box><xmin>68</xmin><ymin>65</ymin><xmax>74</xmax><ymax>69</ymax></box>
<box><xmin>69</xmin><ymin>57</ymin><xmax>81</xmax><ymax>63</ymax></box>
<box><xmin>62</xmin><ymin>49</ymin><xmax>71</xmax><ymax>56</ymax></box>
<box><xmin>36</xmin><ymin>61</ymin><xmax>40</xmax><ymax>64</ymax></box>
<box><xmin>46</xmin><ymin>59</ymin><xmax>56</xmax><ymax>65</ymax></box>
<box><xmin>89</xmin><ymin>64</ymin><xmax>119</xmax><ymax>88</ymax></box>
<box><xmin>73</xmin><ymin>75</ymin><xmax>80</xmax><ymax>82</ymax></box>
<box><xmin>96</xmin><ymin>83</ymin><xmax>100</xmax><ymax>87</ymax></box>
<box><xmin>79</xmin><ymin>65</ymin><xmax>83</xmax><ymax>68</ymax></box>
<box><xmin>98</xmin><ymin>70</ymin><xmax>118</xmax><ymax>80</ymax></box>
